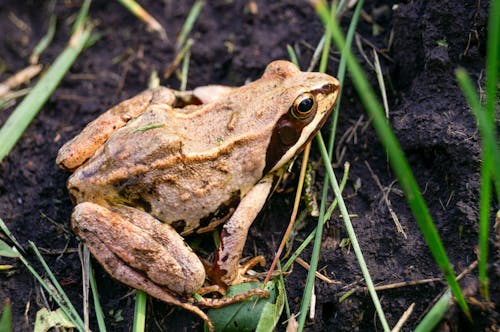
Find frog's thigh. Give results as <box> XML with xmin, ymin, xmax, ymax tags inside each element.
<box><xmin>72</xmin><ymin>202</ymin><xmax>205</xmax><ymax>295</ymax></box>
<box><xmin>57</xmin><ymin>87</ymin><xmax>175</xmax><ymax>171</ymax></box>
<box><xmin>215</xmin><ymin>175</ymin><xmax>273</xmax><ymax>285</ymax></box>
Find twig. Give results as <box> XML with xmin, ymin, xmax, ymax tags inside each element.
<box><xmin>391</xmin><ymin>302</ymin><xmax>415</xmax><ymax>332</ymax></box>
<box><xmin>0</xmin><ymin>65</ymin><xmax>42</xmax><ymax>98</ymax></box>
<box><xmin>295</xmin><ymin>257</ymin><xmax>342</xmax><ymax>284</ymax></box>
<box><xmin>365</xmin><ymin>160</ymin><xmax>407</xmax><ymax>238</ymax></box>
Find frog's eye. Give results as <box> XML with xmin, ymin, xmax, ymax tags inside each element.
<box><xmin>290</xmin><ymin>92</ymin><xmax>316</xmax><ymax>120</ymax></box>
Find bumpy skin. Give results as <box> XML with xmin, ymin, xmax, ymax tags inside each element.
<box><xmin>57</xmin><ymin>61</ymin><xmax>339</xmax><ymax>326</ymax></box>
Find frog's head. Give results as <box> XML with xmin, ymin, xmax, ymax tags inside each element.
<box><xmin>260</xmin><ymin>60</ymin><xmax>340</xmax><ymax>174</ymax></box>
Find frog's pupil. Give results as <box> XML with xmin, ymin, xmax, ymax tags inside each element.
<box><xmin>298</xmin><ymin>98</ymin><xmax>313</xmax><ymax>113</ymax></box>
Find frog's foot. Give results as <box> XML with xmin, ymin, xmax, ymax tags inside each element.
<box><xmin>193</xmin><ymin>287</ymin><xmax>270</xmax><ymax>309</ymax></box>
<box><xmin>197</xmin><ymin>284</ymin><xmax>226</xmax><ymax>296</ymax></box>
<box><xmin>232</xmin><ymin>255</ymin><xmax>267</xmax><ymax>284</ymax></box>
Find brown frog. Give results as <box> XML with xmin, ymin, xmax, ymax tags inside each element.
<box><xmin>57</xmin><ymin>60</ymin><xmax>340</xmax><ymax>328</ymax></box>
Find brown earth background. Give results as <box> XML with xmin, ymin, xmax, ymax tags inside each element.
<box><xmin>0</xmin><ymin>0</ymin><xmax>498</xmax><ymax>331</ymax></box>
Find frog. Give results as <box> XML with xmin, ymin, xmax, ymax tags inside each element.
<box><xmin>56</xmin><ymin>60</ymin><xmax>340</xmax><ymax>329</ymax></box>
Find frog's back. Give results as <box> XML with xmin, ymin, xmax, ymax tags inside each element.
<box><xmin>67</xmin><ymin>103</ymin><xmax>269</xmax><ymax>235</ymax></box>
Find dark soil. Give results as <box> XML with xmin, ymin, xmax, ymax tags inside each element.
<box><xmin>0</xmin><ymin>0</ymin><xmax>498</xmax><ymax>331</ymax></box>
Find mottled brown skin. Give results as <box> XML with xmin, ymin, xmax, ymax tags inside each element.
<box><xmin>57</xmin><ymin>60</ymin><xmax>339</xmax><ymax>329</ymax></box>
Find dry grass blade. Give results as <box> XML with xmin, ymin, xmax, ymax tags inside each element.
<box><xmin>0</xmin><ymin>64</ymin><xmax>42</xmax><ymax>98</ymax></box>
<box><xmin>391</xmin><ymin>303</ymin><xmax>415</xmax><ymax>332</ymax></box>
<box><xmin>116</xmin><ymin>0</ymin><xmax>167</xmax><ymax>40</ymax></box>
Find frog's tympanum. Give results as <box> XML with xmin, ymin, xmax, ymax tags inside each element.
<box><xmin>57</xmin><ymin>60</ymin><xmax>339</xmax><ymax>328</ymax></box>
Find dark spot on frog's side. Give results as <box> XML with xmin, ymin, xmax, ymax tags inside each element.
<box><xmin>172</xmin><ymin>219</ymin><xmax>186</xmax><ymax>233</ymax></box>
<box><xmin>130</xmin><ymin>197</ymin><xmax>152</xmax><ymax>213</ymax></box>
<box><xmin>198</xmin><ymin>192</ymin><xmax>240</xmax><ymax>229</ymax></box>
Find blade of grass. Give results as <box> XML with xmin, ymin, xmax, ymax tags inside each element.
<box><xmin>0</xmin><ymin>218</ymin><xmax>24</xmax><ymax>253</ymax></box>
<box><xmin>295</xmin><ymin>4</ymin><xmax>336</xmax><ymax>330</ymax></box>
<box><xmin>180</xmin><ymin>47</ymin><xmax>191</xmax><ymax>91</ymax></box>
<box><xmin>282</xmin><ymin>163</ymin><xmax>349</xmax><ymax>272</ymax></box>
<box><xmin>456</xmin><ymin>69</ymin><xmax>500</xmax><ymax>300</ymax></box>
<box><xmin>176</xmin><ymin>0</ymin><xmax>204</xmax><ymax>51</ymax></box>
<box><xmin>484</xmin><ymin>0</ymin><xmax>500</xmax><ymax>124</ymax></box>
<box><xmin>286</xmin><ymin>45</ymin><xmax>299</xmax><ymax>68</ymax></box>
<box><xmin>455</xmin><ymin>69</ymin><xmax>500</xmax><ymax>196</ymax></box>
<box><xmin>313</xmin><ymin>0</ymin><xmax>470</xmax><ymax>318</ymax></box>
<box><xmin>72</xmin><ymin>0</ymin><xmax>91</xmax><ymax>34</ymax></box>
<box><xmin>413</xmin><ymin>290</ymin><xmax>452</xmax><ymax>332</ymax></box>
<box><xmin>300</xmin><ymin>1</ymin><xmax>393</xmax><ymax>331</ymax></box>
<box><xmin>89</xmin><ymin>259</ymin><xmax>107</xmax><ymax>332</ymax></box>
<box><xmin>326</xmin><ymin>0</ymin><xmax>363</xmax><ymax>150</ymax></box>
<box><xmin>0</xmin><ymin>299</ymin><xmax>12</xmax><ymax>332</ymax></box>
<box><xmin>316</xmin><ymin>133</ymin><xmax>390</xmax><ymax>332</ymax></box>
<box><xmin>0</xmin><ymin>23</ymin><xmax>92</xmax><ymax>163</ymax></box>
<box><xmin>0</xmin><ymin>239</ymin><xmax>20</xmax><ymax>258</ymax></box>
<box><xmin>14</xmin><ymin>247</ymin><xmax>85</xmax><ymax>331</ymax></box>
<box><xmin>132</xmin><ymin>291</ymin><xmax>147</xmax><ymax>332</ymax></box>
<box><xmin>29</xmin><ymin>242</ymin><xmax>85</xmax><ymax>329</ymax></box>
<box><xmin>80</xmin><ymin>244</ymin><xmax>90</xmax><ymax>330</ymax></box>
<box><xmin>116</xmin><ymin>0</ymin><xmax>166</xmax><ymax>40</ymax></box>
<box><xmin>30</xmin><ymin>4</ymin><xmax>57</xmax><ymax>64</ymax></box>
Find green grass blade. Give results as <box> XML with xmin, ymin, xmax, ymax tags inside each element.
<box><xmin>176</xmin><ymin>0</ymin><xmax>204</xmax><ymax>51</ymax></box>
<box><xmin>327</xmin><ymin>0</ymin><xmax>363</xmax><ymax>152</ymax></box>
<box><xmin>15</xmin><ymin>248</ymin><xmax>84</xmax><ymax>331</ymax></box>
<box><xmin>282</xmin><ymin>164</ymin><xmax>349</xmax><ymax>272</ymax></box>
<box><xmin>30</xmin><ymin>8</ymin><xmax>57</xmax><ymax>64</ymax></box>
<box><xmin>456</xmin><ymin>69</ymin><xmax>500</xmax><ymax>300</ymax></box>
<box><xmin>313</xmin><ymin>0</ymin><xmax>470</xmax><ymax>318</ymax></box>
<box><xmin>0</xmin><ymin>218</ymin><xmax>24</xmax><ymax>253</ymax></box>
<box><xmin>286</xmin><ymin>45</ymin><xmax>299</xmax><ymax>68</ymax></box>
<box><xmin>0</xmin><ymin>298</ymin><xmax>12</xmax><ymax>332</ymax></box>
<box><xmin>0</xmin><ymin>24</ymin><xmax>92</xmax><ymax>163</ymax></box>
<box><xmin>29</xmin><ymin>242</ymin><xmax>85</xmax><ymax>329</ymax></box>
<box><xmin>132</xmin><ymin>291</ymin><xmax>147</xmax><ymax>332</ymax></box>
<box><xmin>72</xmin><ymin>0</ymin><xmax>91</xmax><ymax>34</ymax></box>
<box><xmin>89</xmin><ymin>257</ymin><xmax>107</xmax><ymax>331</ymax></box>
<box><xmin>295</xmin><ymin>6</ymin><xmax>334</xmax><ymax>329</ymax></box>
<box><xmin>484</xmin><ymin>0</ymin><xmax>500</xmax><ymax>123</ymax></box>
<box><xmin>317</xmin><ymin>134</ymin><xmax>391</xmax><ymax>331</ymax></box>
<box><xmin>456</xmin><ymin>69</ymin><xmax>500</xmax><ymax>199</ymax></box>
<box><xmin>414</xmin><ymin>290</ymin><xmax>452</xmax><ymax>332</ymax></box>
<box><xmin>0</xmin><ymin>239</ymin><xmax>19</xmax><ymax>258</ymax></box>
<box><xmin>299</xmin><ymin>2</ymin><xmax>390</xmax><ymax>330</ymax></box>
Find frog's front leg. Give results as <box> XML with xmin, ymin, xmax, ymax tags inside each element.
<box><xmin>213</xmin><ymin>175</ymin><xmax>273</xmax><ymax>286</ymax></box>
<box><xmin>71</xmin><ymin>202</ymin><xmax>206</xmax><ymax>295</ymax></box>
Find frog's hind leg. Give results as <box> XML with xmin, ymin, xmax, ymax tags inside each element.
<box><xmin>71</xmin><ymin>202</ymin><xmax>206</xmax><ymax>296</ymax></box>
<box><xmin>78</xmin><ymin>226</ymin><xmax>215</xmax><ymax>331</ymax></box>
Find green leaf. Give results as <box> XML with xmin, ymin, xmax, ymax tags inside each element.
<box><xmin>206</xmin><ymin>281</ymin><xmax>282</xmax><ymax>332</ymax></box>
<box><xmin>255</xmin><ymin>280</ymin><xmax>285</xmax><ymax>332</ymax></box>
<box><xmin>0</xmin><ymin>239</ymin><xmax>19</xmax><ymax>258</ymax></box>
<box><xmin>34</xmin><ymin>308</ymin><xmax>76</xmax><ymax>332</ymax></box>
